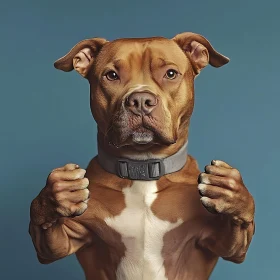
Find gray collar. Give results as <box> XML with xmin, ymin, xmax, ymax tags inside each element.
<box><xmin>97</xmin><ymin>141</ymin><xmax>188</xmax><ymax>181</ymax></box>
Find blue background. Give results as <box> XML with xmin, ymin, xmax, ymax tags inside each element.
<box><xmin>1</xmin><ymin>0</ymin><xmax>278</xmax><ymax>279</ymax></box>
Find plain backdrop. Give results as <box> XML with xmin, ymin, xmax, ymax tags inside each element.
<box><xmin>1</xmin><ymin>0</ymin><xmax>279</xmax><ymax>279</ymax></box>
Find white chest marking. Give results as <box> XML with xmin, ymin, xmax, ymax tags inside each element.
<box><xmin>105</xmin><ymin>181</ymin><xmax>183</xmax><ymax>280</ymax></box>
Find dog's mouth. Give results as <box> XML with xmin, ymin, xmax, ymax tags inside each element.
<box><xmin>108</xmin><ymin>120</ymin><xmax>176</xmax><ymax>149</ymax></box>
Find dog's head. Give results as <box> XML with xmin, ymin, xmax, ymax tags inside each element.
<box><xmin>54</xmin><ymin>32</ymin><xmax>229</xmax><ymax>156</ymax></box>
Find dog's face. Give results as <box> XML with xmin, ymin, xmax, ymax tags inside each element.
<box><xmin>55</xmin><ymin>33</ymin><xmax>229</xmax><ymax>152</ymax></box>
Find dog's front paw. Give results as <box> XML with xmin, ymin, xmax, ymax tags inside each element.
<box><xmin>198</xmin><ymin>160</ymin><xmax>254</xmax><ymax>225</ymax></box>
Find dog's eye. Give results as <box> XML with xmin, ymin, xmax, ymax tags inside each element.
<box><xmin>105</xmin><ymin>71</ymin><xmax>119</xmax><ymax>81</ymax></box>
<box><xmin>164</xmin><ymin>69</ymin><xmax>178</xmax><ymax>80</ymax></box>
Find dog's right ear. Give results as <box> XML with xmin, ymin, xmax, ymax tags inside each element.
<box><xmin>54</xmin><ymin>38</ymin><xmax>108</xmax><ymax>78</ymax></box>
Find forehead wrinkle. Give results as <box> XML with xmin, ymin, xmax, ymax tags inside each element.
<box><xmin>144</xmin><ymin>44</ymin><xmax>182</xmax><ymax>69</ymax></box>
<box><xmin>150</xmin><ymin>42</ymin><xmax>189</xmax><ymax>68</ymax></box>
<box><xmin>111</xmin><ymin>47</ymin><xmax>143</xmax><ymax>70</ymax></box>
<box><xmin>154</xmin><ymin>58</ymin><xmax>179</xmax><ymax>68</ymax></box>
<box><xmin>112</xmin><ymin>58</ymin><xmax>126</xmax><ymax>70</ymax></box>
<box><xmin>127</xmin><ymin>51</ymin><xmax>142</xmax><ymax>71</ymax></box>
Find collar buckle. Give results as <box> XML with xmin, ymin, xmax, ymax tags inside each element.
<box><xmin>116</xmin><ymin>158</ymin><xmax>165</xmax><ymax>181</ymax></box>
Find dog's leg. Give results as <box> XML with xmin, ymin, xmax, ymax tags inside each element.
<box><xmin>29</xmin><ymin>163</ymin><xmax>92</xmax><ymax>264</ymax></box>
<box><xmin>197</xmin><ymin>160</ymin><xmax>255</xmax><ymax>263</ymax></box>
<box><xmin>29</xmin><ymin>216</ymin><xmax>92</xmax><ymax>264</ymax></box>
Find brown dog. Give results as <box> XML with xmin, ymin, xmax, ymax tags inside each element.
<box><xmin>29</xmin><ymin>32</ymin><xmax>255</xmax><ymax>280</ymax></box>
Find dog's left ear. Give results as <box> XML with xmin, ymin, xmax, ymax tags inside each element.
<box><xmin>172</xmin><ymin>32</ymin><xmax>229</xmax><ymax>75</ymax></box>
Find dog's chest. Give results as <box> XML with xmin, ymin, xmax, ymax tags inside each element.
<box><xmin>105</xmin><ymin>181</ymin><xmax>183</xmax><ymax>280</ymax></box>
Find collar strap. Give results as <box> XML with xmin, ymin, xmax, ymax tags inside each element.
<box><xmin>97</xmin><ymin>142</ymin><xmax>188</xmax><ymax>181</ymax></box>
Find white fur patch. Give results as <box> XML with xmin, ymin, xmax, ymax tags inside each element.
<box><xmin>105</xmin><ymin>181</ymin><xmax>183</xmax><ymax>280</ymax></box>
<box><xmin>132</xmin><ymin>131</ymin><xmax>154</xmax><ymax>144</ymax></box>
<box><xmin>126</xmin><ymin>84</ymin><xmax>152</xmax><ymax>95</ymax></box>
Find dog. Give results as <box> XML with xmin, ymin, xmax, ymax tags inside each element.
<box><xmin>29</xmin><ymin>32</ymin><xmax>255</xmax><ymax>280</ymax></box>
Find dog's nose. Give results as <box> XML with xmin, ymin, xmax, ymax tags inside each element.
<box><xmin>125</xmin><ymin>92</ymin><xmax>158</xmax><ymax>115</ymax></box>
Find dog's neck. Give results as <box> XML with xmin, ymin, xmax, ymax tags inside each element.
<box><xmin>97</xmin><ymin>133</ymin><xmax>189</xmax><ymax>181</ymax></box>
